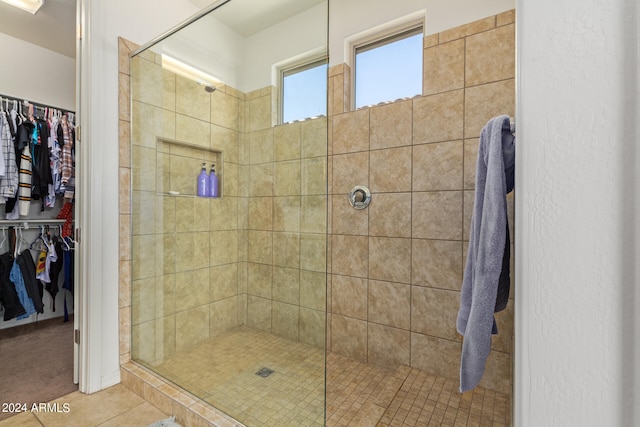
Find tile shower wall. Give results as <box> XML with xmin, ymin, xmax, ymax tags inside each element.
<box><xmin>123</xmin><ymin>47</ymin><xmax>328</xmax><ymax>366</ymax></box>
<box><xmin>127</xmin><ymin>48</ymin><xmax>245</xmax><ymax>364</ymax></box>
<box><xmin>243</xmin><ymin>87</ymin><xmax>327</xmax><ymax>349</ymax></box>
<box><xmin>327</xmin><ymin>10</ymin><xmax>515</xmax><ymax>394</ymax></box>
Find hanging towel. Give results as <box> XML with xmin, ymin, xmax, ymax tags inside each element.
<box><xmin>456</xmin><ymin>115</ymin><xmax>515</xmax><ymax>393</ymax></box>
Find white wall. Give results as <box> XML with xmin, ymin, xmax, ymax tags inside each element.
<box><xmin>0</xmin><ymin>32</ymin><xmax>75</xmax><ymax>109</ymax></box>
<box><xmin>515</xmin><ymin>0</ymin><xmax>639</xmax><ymax>425</ymax></box>
<box><xmin>244</xmin><ymin>2</ymin><xmax>327</xmax><ymax>93</ymax></box>
<box><xmin>80</xmin><ymin>0</ymin><xmax>200</xmax><ymax>393</ymax></box>
<box><xmin>329</xmin><ymin>0</ymin><xmax>514</xmax><ymax>66</ymax></box>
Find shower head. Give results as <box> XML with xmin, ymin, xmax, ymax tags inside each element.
<box><xmin>204</xmin><ymin>85</ymin><xmax>216</xmax><ymax>93</ymax></box>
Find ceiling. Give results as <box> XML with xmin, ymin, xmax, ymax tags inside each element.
<box><xmin>0</xmin><ymin>0</ymin><xmax>324</xmax><ymax>59</ymax></box>
<box><xmin>0</xmin><ymin>0</ymin><xmax>76</xmax><ymax>58</ymax></box>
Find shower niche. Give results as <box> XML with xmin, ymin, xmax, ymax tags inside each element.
<box><xmin>157</xmin><ymin>138</ymin><xmax>224</xmax><ymax>198</ymax></box>
<box><xmin>129</xmin><ymin>0</ymin><xmax>328</xmax><ymax>426</ymax></box>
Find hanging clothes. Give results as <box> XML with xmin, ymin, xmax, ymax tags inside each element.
<box><xmin>0</xmin><ymin>251</ymin><xmax>26</xmax><ymax>320</ymax></box>
<box><xmin>10</xmin><ymin>257</ymin><xmax>36</xmax><ymax>320</ymax></box>
<box><xmin>45</xmin><ymin>239</ymin><xmax>64</xmax><ymax>311</ymax></box>
<box><xmin>60</xmin><ymin>116</ymin><xmax>73</xmax><ymax>188</ymax></box>
<box><xmin>17</xmin><ymin>249</ymin><xmax>44</xmax><ymax>315</ymax></box>
<box><xmin>0</xmin><ymin>112</ymin><xmax>18</xmax><ymax>203</ymax></box>
<box><xmin>31</xmin><ymin>119</ymin><xmax>53</xmax><ymax>211</ymax></box>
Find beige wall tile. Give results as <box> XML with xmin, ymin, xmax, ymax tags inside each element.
<box><xmin>331</xmin><ymin>234</ymin><xmax>368</xmax><ymax>277</ymax></box>
<box><xmin>211</xmin><ymin>125</ymin><xmax>239</xmax><ymax>164</ymax></box>
<box><xmin>301</xmin><ymin>117</ymin><xmax>327</xmax><ymax>158</ymax></box>
<box><xmin>211</xmin><ymin>89</ymin><xmax>240</xmax><ymax>131</ymax></box>
<box><xmin>479</xmin><ymin>349</ymin><xmax>511</xmax><ymax>394</ymax></box>
<box><xmin>300</xmin><ymin>233</ymin><xmax>326</xmax><ymax>272</ymax></box>
<box><xmin>249</xmin><ymin>163</ymin><xmax>274</xmax><ymax>197</ymax></box>
<box><xmin>273</xmin><ymin>232</ymin><xmax>300</xmax><ymax>268</ymax></box>
<box><xmin>302</xmin><ymin>157</ymin><xmax>326</xmax><ymax>196</ymax></box>
<box><xmin>438</xmin><ymin>16</ymin><xmax>496</xmax><ymax>43</ymax></box>
<box><xmin>369</xmin><ymin>237</ymin><xmax>411</xmax><ymax>284</ymax></box>
<box><xmin>274</xmin><ymin>160</ymin><xmax>301</xmax><ymax>196</ymax></box>
<box><xmin>247</xmin><ymin>262</ymin><xmax>272</xmax><ymax>298</ymax></box>
<box><xmin>332</xmin><ymin>194</ymin><xmax>368</xmax><ymax>236</ymax></box>
<box><xmin>176</xmin><ymin>114</ymin><xmax>211</xmax><ymax>149</ymax></box>
<box><xmin>209</xmin><ymin>263</ymin><xmax>238</xmax><ymax>302</ymax></box>
<box><xmin>247</xmin><ymin>295</ymin><xmax>272</xmax><ymax>332</ymax></box>
<box><xmin>412</xmin><ymin>191</ymin><xmax>463</xmax><ymax>240</ymax></box>
<box><xmin>412</xmin><ymin>239</ymin><xmax>463</xmax><ymax>291</ymax></box>
<box><xmin>175</xmin><ymin>232</ymin><xmax>196</xmax><ymax>272</ymax></box>
<box><xmin>301</xmin><ymin>195</ymin><xmax>326</xmax><ymax>234</ymax></box>
<box><xmin>497</xmin><ymin>9</ymin><xmax>516</xmax><ymax>26</ymax></box>
<box><xmin>370</xmin><ymin>146</ymin><xmax>412</xmax><ymax>193</ymax></box>
<box><xmin>273</xmin><ymin>266</ymin><xmax>300</xmax><ymax>304</ymax></box>
<box><xmin>369</xmin><ymin>192</ymin><xmax>411</xmax><ymax>238</ymax></box>
<box><xmin>368</xmin><ymin>323</ymin><xmax>410</xmax><ymax>368</ymax></box>
<box><xmin>423</xmin><ymin>39</ymin><xmax>465</xmax><ymax>95</ymax></box>
<box><xmin>130</xmin><ymin>56</ymin><xmax>176</xmax><ymax>110</ymax></box>
<box><xmin>413</xmin><ymin>140</ymin><xmax>463</xmax><ymax>191</ymax></box>
<box><xmin>465</xmin><ymin>24</ymin><xmax>515</xmax><ymax>87</ymax></box>
<box><xmin>368</xmin><ymin>280</ymin><xmax>410</xmax><ymax>329</ymax></box>
<box><xmin>413</xmin><ymin>90</ymin><xmax>464</xmax><ymax>144</ymax></box>
<box><xmin>209</xmin><ymin>297</ymin><xmax>239</xmax><ymax>337</ymax></box>
<box><xmin>131</xmin><ymin>277</ymin><xmax>156</xmax><ymax>325</ymax></box>
<box><xmin>332</xmin><ymin>152</ymin><xmax>369</xmax><ymax>195</ymax></box>
<box><xmin>463</xmin><ymin>138</ymin><xmax>479</xmax><ymax>190</ymax></box>
<box><xmin>175</xmin><ymin>306</ymin><xmax>209</xmax><ymax>350</ymax></box>
<box><xmin>118</xmin><ymin>119</ymin><xmax>131</xmax><ymax>168</ymax></box>
<box><xmin>370</xmin><ymin>100</ymin><xmax>412</xmax><ymax>150</ymax></box>
<box><xmin>299</xmin><ymin>307</ymin><xmax>325</xmax><ymax>348</ymax></box>
<box><xmin>332</xmin><ymin>109</ymin><xmax>369</xmax><ymax>154</ymax></box>
<box><xmin>464</xmin><ymin>79</ymin><xmax>515</xmax><ymax>138</ymax></box>
<box><xmin>332</xmin><ymin>274</ymin><xmax>367</xmax><ymax>320</ymax></box>
<box><xmin>132</xmin><ymin>146</ymin><xmax>156</xmax><ymax>192</ymax></box>
<box><xmin>273</xmin><ymin>196</ymin><xmax>301</xmax><ymax>232</ymax></box>
<box><xmin>248</xmin><ymin>196</ymin><xmax>272</xmax><ymax>230</ymax></box>
<box><xmin>274</xmin><ymin>122</ymin><xmax>301</xmax><ymax>161</ymax></box>
<box><xmin>300</xmin><ymin>270</ymin><xmax>326</xmax><ymax>311</ymax></box>
<box><xmin>411</xmin><ymin>286</ymin><xmax>461</xmax><ymax>342</ymax></box>
<box><xmin>176</xmin><ymin>75</ymin><xmax>211</xmax><ymax>122</ymax></box>
<box><xmin>170</xmin><ymin>156</ymin><xmax>201</xmax><ymax>196</ymax></box>
<box><xmin>249</xmin><ymin>128</ymin><xmax>274</xmax><ymax>164</ymax></box>
<box><xmin>331</xmin><ymin>314</ymin><xmax>367</xmax><ymax>362</ymax></box>
<box><xmin>174</xmin><ymin>270</ymin><xmax>206</xmax><ymax>312</ymax></box>
<box><xmin>272</xmin><ymin>301</ymin><xmax>299</xmax><ymax>341</ymax></box>
<box><xmin>131</xmin><ymin>102</ymin><xmax>176</xmax><ymax>150</ymax></box>
<box><xmin>247</xmin><ymin>230</ymin><xmax>272</xmax><ymax>264</ymax></box>
<box><xmin>248</xmin><ymin>93</ymin><xmax>273</xmax><ymax>132</ymax></box>
<box><xmin>210</xmin><ymin>230</ymin><xmax>239</xmax><ymax>266</ymax></box>
<box><xmin>410</xmin><ymin>333</ymin><xmax>461</xmax><ymax>380</ymax></box>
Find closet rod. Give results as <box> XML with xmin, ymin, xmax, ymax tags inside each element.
<box><xmin>0</xmin><ymin>93</ymin><xmax>75</xmax><ymax>115</ymax></box>
<box><xmin>0</xmin><ymin>219</ymin><xmax>67</xmax><ymax>228</ymax></box>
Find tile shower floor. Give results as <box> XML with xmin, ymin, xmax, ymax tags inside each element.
<box><xmin>142</xmin><ymin>326</ymin><xmax>511</xmax><ymax>427</ymax></box>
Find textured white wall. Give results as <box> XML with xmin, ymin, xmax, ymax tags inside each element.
<box><xmin>515</xmin><ymin>0</ymin><xmax>639</xmax><ymax>425</ymax></box>
<box><xmin>0</xmin><ymin>32</ymin><xmax>75</xmax><ymax>109</ymax></box>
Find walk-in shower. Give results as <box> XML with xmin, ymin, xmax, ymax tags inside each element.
<box><xmin>129</xmin><ymin>0</ymin><xmax>328</xmax><ymax>425</ymax></box>
<box><xmin>128</xmin><ymin>1</ymin><xmax>516</xmax><ymax>425</ymax></box>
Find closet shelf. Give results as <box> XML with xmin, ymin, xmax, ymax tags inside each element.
<box><xmin>0</xmin><ymin>219</ymin><xmax>68</xmax><ymax>228</ymax></box>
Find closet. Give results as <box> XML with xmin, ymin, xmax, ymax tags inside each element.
<box><xmin>0</xmin><ymin>95</ymin><xmax>78</xmax><ymax>415</ymax></box>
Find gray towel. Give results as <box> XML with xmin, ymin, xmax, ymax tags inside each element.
<box><xmin>456</xmin><ymin>115</ymin><xmax>515</xmax><ymax>392</ymax></box>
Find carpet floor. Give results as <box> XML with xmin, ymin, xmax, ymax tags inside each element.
<box><xmin>0</xmin><ymin>316</ymin><xmax>77</xmax><ymax>421</ymax></box>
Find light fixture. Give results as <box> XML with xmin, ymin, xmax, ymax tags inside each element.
<box><xmin>0</xmin><ymin>0</ymin><xmax>44</xmax><ymax>15</ymax></box>
<box><xmin>161</xmin><ymin>54</ymin><xmax>221</xmax><ymax>88</ymax></box>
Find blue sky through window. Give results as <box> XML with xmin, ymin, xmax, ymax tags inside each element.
<box><xmin>282</xmin><ymin>62</ymin><xmax>328</xmax><ymax>123</ymax></box>
<box><xmin>355</xmin><ymin>32</ymin><xmax>423</xmax><ymax>108</ymax></box>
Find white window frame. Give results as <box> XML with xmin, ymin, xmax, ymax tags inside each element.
<box><xmin>275</xmin><ymin>48</ymin><xmax>328</xmax><ymax>125</ymax></box>
<box><xmin>345</xmin><ymin>11</ymin><xmax>426</xmax><ymax>110</ymax></box>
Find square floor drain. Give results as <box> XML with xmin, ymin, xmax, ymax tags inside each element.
<box><xmin>255</xmin><ymin>367</ymin><xmax>275</xmax><ymax>378</ymax></box>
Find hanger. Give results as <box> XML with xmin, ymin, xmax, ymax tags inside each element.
<box><xmin>0</xmin><ymin>227</ymin><xmax>7</xmax><ymax>250</ymax></box>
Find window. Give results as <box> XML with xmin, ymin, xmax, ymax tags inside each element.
<box><xmin>354</xmin><ymin>27</ymin><xmax>423</xmax><ymax>109</ymax></box>
<box><xmin>281</xmin><ymin>58</ymin><xmax>328</xmax><ymax>123</ymax></box>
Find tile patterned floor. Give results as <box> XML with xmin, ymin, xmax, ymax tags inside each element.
<box><xmin>0</xmin><ymin>327</ymin><xmax>511</xmax><ymax>426</ymax></box>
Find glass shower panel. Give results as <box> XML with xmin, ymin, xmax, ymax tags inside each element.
<box><xmin>129</xmin><ymin>0</ymin><xmax>328</xmax><ymax>425</ymax></box>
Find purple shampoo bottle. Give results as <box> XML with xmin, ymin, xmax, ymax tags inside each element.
<box><xmin>208</xmin><ymin>164</ymin><xmax>219</xmax><ymax>198</ymax></box>
<box><xmin>197</xmin><ymin>162</ymin><xmax>209</xmax><ymax>197</ymax></box>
